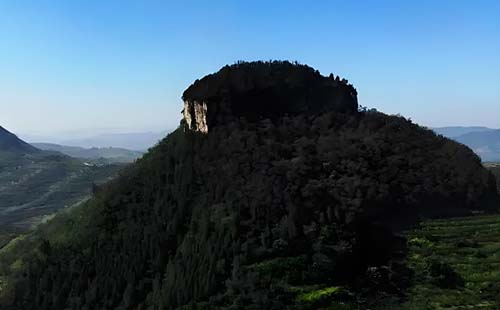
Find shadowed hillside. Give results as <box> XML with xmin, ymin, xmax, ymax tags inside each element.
<box><xmin>0</xmin><ymin>126</ymin><xmax>39</xmax><ymax>154</ymax></box>
<box><xmin>0</xmin><ymin>62</ymin><xmax>497</xmax><ymax>309</ymax></box>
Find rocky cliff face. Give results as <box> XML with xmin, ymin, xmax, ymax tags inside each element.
<box><xmin>182</xmin><ymin>61</ymin><xmax>358</xmax><ymax>133</ymax></box>
<box><xmin>183</xmin><ymin>100</ymin><xmax>209</xmax><ymax>132</ymax></box>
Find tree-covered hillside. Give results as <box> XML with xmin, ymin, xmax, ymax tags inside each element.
<box><xmin>0</xmin><ymin>62</ymin><xmax>497</xmax><ymax>310</ymax></box>
<box><xmin>486</xmin><ymin>163</ymin><xmax>500</xmax><ymax>191</ymax></box>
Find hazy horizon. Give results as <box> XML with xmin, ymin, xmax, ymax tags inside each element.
<box><xmin>15</xmin><ymin>126</ymin><xmax>170</xmax><ymax>144</ymax></box>
<box><xmin>1</xmin><ymin>1</ymin><xmax>499</xmax><ymax>135</ymax></box>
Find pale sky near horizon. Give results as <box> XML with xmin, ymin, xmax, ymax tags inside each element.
<box><xmin>1</xmin><ymin>1</ymin><xmax>499</xmax><ymax>138</ymax></box>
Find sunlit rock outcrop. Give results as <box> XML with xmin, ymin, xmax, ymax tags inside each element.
<box><xmin>183</xmin><ymin>100</ymin><xmax>208</xmax><ymax>133</ymax></box>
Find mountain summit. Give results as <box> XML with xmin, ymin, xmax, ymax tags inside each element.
<box><xmin>0</xmin><ymin>62</ymin><xmax>497</xmax><ymax>309</ymax></box>
<box><xmin>182</xmin><ymin>61</ymin><xmax>358</xmax><ymax>132</ymax></box>
<box><xmin>0</xmin><ymin>126</ymin><xmax>39</xmax><ymax>154</ymax></box>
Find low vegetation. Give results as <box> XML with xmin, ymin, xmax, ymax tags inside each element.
<box><xmin>398</xmin><ymin>214</ymin><xmax>500</xmax><ymax>309</ymax></box>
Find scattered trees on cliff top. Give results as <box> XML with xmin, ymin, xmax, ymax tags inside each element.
<box><xmin>183</xmin><ymin>60</ymin><xmax>357</xmax><ymax>101</ymax></box>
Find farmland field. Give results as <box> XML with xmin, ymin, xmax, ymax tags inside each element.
<box><xmin>0</xmin><ymin>151</ymin><xmax>123</xmax><ymax>235</ymax></box>
<box><xmin>400</xmin><ymin>214</ymin><xmax>500</xmax><ymax>309</ymax></box>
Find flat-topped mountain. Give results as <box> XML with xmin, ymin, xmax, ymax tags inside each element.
<box><xmin>0</xmin><ymin>126</ymin><xmax>39</xmax><ymax>154</ymax></box>
<box><xmin>182</xmin><ymin>61</ymin><xmax>358</xmax><ymax>132</ymax></box>
<box><xmin>0</xmin><ymin>62</ymin><xmax>498</xmax><ymax>309</ymax></box>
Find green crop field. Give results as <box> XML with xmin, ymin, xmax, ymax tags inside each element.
<box><xmin>400</xmin><ymin>214</ymin><xmax>500</xmax><ymax>309</ymax></box>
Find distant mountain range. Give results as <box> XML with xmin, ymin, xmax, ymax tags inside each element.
<box><xmin>32</xmin><ymin>143</ymin><xmax>143</xmax><ymax>163</ymax></box>
<box><xmin>59</xmin><ymin>131</ymin><xmax>168</xmax><ymax>151</ymax></box>
<box><xmin>432</xmin><ymin>126</ymin><xmax>493</xmax><ymax>138</ymax></box>
<box><xmin>433</xmin><ymin>126</ymin><xmax>500</xmax><ymax>162</ymax></box>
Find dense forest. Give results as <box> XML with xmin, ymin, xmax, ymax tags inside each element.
<box><xmin>0</xmin><ymin>62</ymin><xmax>497</xmax><ymax>309</ymax></box>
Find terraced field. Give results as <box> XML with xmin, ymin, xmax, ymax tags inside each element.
<box><xmin>0</xmin><ymin>151</ymin><xmax>123</xmax><ymax>239</ymax></box>
<box><xmin>401</xmin><ymin>214</ymin><xmax>500</xmax><ymax>309</ymax></box>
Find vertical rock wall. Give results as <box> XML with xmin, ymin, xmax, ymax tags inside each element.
<box><xmin>183</xmin><ymin>100</ymin><xmax>208</xmax><ymax>133</ymax></box>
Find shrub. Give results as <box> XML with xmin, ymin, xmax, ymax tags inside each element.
<box><xmin>427</xmin><ymin>260</ymin><xmax>464</xmax><ymax>289</ymax></box>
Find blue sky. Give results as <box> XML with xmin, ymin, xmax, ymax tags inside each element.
<box><xmin>1</xmin><ymin>0</ymin><xmax>499</xmax><ymax>138</ymax></box>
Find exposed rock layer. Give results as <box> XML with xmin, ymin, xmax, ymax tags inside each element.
<box><xmin>183</xmin><ymin>100</ymin><xmax>209</xmax><ymax>132</ymax></box>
